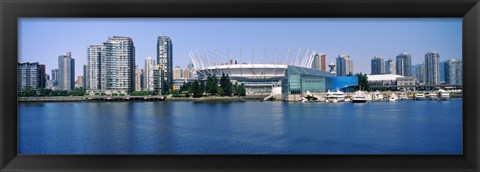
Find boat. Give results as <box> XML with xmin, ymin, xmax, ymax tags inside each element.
<box><xmin>388</xmin><ymin>93</ymin><xmax>398</xmax><ymax>102</ymax></box>
<box><xmin>427</xmin><ymin>92</ymin><xmax>438</xmax><ymax>100</ymax></box>
<box><xmin>352</xmin><ymin>91</ymin><xmax>367</xmax><ymax>103</ymax></box>
<box><xmin>326</xmin><ymin>89</ymin><xmax>345</xmax><ymax>103</ymax></box>
<box><xmin>399</xmin><ymin>93</ymin><xmax>407</xmax><ymax>100</ymax></box>
<box><xmin>438</xmin><ymin>89</ymin><xmax>450</xmax><ymax>101</ymax></box>
<box><xmin>373</xmin><ymin>90</ymin><xmax>384</xmax><ymax>101</ymax></box>
<box><xmin>415</xmin><ymin>93</ymin><xmax>426</xmax><ymax>101</ymax></box>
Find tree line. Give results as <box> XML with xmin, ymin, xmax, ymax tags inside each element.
<box><xmin>18</xmin><ymin>86</ymin><xmax>86</xmax><ymax>97</ymax></box>
<box><xmin>177</xmin><ymin>73</ymin><xmax>246</xmax><ymax>98</ymax></box>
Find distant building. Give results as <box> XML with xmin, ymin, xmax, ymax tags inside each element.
<box><xmin>328</xmin><ymin>63</ymin><xmax>336</xmax><ymax>75</ymax></box>
<box><xmin>415</xmin><ymin>63</ymin><xmax>426</xmax><ymax>85</ymax></box>
<box><xmin>370</xmin><ymin>56</ymin><xmax>385</xmax><ymax>75</ymax></box>
<box><xmin>367</xmin><ymin>74</ymin><xmax>404</xmax><ymax>87</ymax></box>
<box><xmin>396</xmin><ymin>52</ymin><xmax>412</xmax><ymax>77</ymax></box>
<box><xmin>152</xmin><ymin>65</ymin><xmax>163</xmax><ymax>94</ymax></box>
<box><xmin>312</xmin><ymin>53</ymin><xmax>326</xmax><ymax>71</ymax></box>
<box><xmin>17</xmin><ymin>62</ymin><xmax>46</xmax><ymax>92</ymax></box>
<box><xmin>83</xmin><ymin>65</ymin><xmax>87</xmax><ymax>89</ymax></box>
<box><xmin>157</xmin><ymin>36</ymin><xmax>173</xmax><ymax>93</ymax></box>
<box><xmin>86</xmin><ymin>45</ymin><xmax>106</xmax><ymax>91</ymax></box>
<box><xmin>173</xmin><ymin>65</ymin><xmax>182</xmax><ymax>79</ymax></box>
<box><xmin>445</xmin><ymin>59</ymin><xmax>462</xmax><ymax>85</ymax></box>
<box><xmin>144</xmin><ymin>57</ymin><xmax>156</xmax><ymax>91</ymax></box>
<box><xmin>425</xmin><ymin>51</ymin><xmax>440</xmax><ymax>85</ymax></box>
<box><xmin>183</xmin><ymin>67</ymin><xmax>191</xmax><ymax>79</ymax></box>
<box><xmin>336</xmin><ymin>55</ymin><xmax>353</xmax><ymax>76</ymax></box>
<box><xmin>50</xmin><ymin>69</ymin><xmax>59</xmax><ymax>90</ymax></box>
<box><xmin>396</xmin><ymin>77</ymin><xmax>416</xmax><ymax>91</ymax></box>
<box><xmin>385</xmin><ymin>58</ymin><xmax>396</xmax><ymax>74</ymax></box>
<box><xmin>135</xmin><ymin>66</ymin><xmax>144</xmax><ymax>91</ymax></box>
<box><xmin>58</xmin><ymin>52</ymin><xmax>75</xmax><ymax>91</ymax></box>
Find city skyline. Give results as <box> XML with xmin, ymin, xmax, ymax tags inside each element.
<box><xmin>19</xmin><ymin>18</ymin><xmax>462</xmax><ymax>78</ymax></box>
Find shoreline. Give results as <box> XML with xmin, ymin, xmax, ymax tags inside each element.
<box><xmin>18</xmin><ymin>96</ymin><xmax>252</xmax><ymax>102</ymax></box>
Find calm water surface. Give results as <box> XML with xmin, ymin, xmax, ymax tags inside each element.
<box><xmin>18</xmin><ymin>100</ymin><xmax>462</xmax><ymax>154</ymax></box>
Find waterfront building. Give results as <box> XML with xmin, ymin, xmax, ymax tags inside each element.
<box><xmin>385</xmin><ymin>58</ymin><xmax>396</xmax><ymax>74</ymax></box>
<box><xmin>104</xmin><ymin>36</ymin><xmax>135</xmax><ymax>93</ymax></box>
<box><xmin>135</xmin><ymin>66</ymin><xmax>144</xmax><ymax>91</ymax></box>
<box><xmin>440</xmin><ymin>61</ymin><xmax>446</xmax><ymax>83</ymax></box>
<box><xmin>396</xmin><ymin>77</ymin><xmax>416</xmax><ymax>91</ymax></box>
<box><xmin>415</xmin><ymin>63</ymin><xmax>426</xmax><ymax>85</ymax></box>
<box><xmin>75</xmin><ymin>76</ymin><xmax>84</xmax><ymax>88</ymax></box>
<box><xmin>86</xmin><ymin>45</ymin><xmax>106</xmax><ymax>91</ymax></box>
<box><xmin>144</xmin><ymin>57</ymin><xmax>156</xmax><ymax>91</ymax></box>
<box><xmin>371</xmin><ymin>56</ymin><xmax>385</xmax><ymax>75</ymax></box>
<box><xmin>58</xmin><ymin>52</ymin><xmax>75</xmax><ymax>91</ymax></box>
<box><xmin>312</xmin><ymin>53</ymin><xmax>326</xmax><ymax>71</ymax></box>
<box><xmin>396</xmin><ymin>52</ymin><xmax>412</xmax><ymax>77</ymax></box>
<box><xmin>157</xmin><ymin>36</ymin><xmax>173</xmax><ymax>93</ymax></box>
<box><xmin>85</xmin><ymin>36</ymin><xmax>135</xmax><ymax>95</ymax></box>
<box><xmin>51</xmin><ymin>69</ymin><xmax>59</xmax><ymax>89</ymax></box>
<box><xmin>336</xmin><ymin>55</ymin><xmax>353</xmax><ymax>76</ymax></box>
<box><xmin>152</xmin><ymin>65</ymin><xmax>163</xmax><ymax>94</ymax></box>
<box><xmin>445</xmin><ymin>59</ymin><xmax>462</xmax><ymax>85</ymax></box>
<box><xmin>17</xmin><ymin>62</ymin><xmax>46</xmax><ymax>92</ymax></box>
<box><xmin>187</xmin><ymin>62</ymin><xmax>196</xmax><ymax>79</ymax></box>
<box><xmin>173</xmin><ymin>65</ymin><xmax>182</xmax><ymax>79</ymax></box>
<box><xmin>425</xmin><ymin>51</ymin><xmax>440</xmax><ymax>85</ymax></box>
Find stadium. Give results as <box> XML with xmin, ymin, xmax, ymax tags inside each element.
<box><xmin>189</xmin><ymin>49</ymin><xmax>358</xmax><ymax>101</ymax></box>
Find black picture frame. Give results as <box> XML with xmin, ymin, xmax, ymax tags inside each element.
<box><xmin>1</xmin><ymin>0</ymin><xmax>479</xmax><ymax>171</ymax></box>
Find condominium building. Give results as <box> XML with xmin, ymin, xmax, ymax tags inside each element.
<box><xmin>86</xmin><ymin>36</ymin><xmax>135</xmax><ymax>94</ymax></box>
<box><xmin>336</xmin><ymin>55</ymin><xmax>353</xmax><ymax>76</ymax></box>
<box><xmin>173</xmin><ymin>65</ymin><xmax>182</xmax><ymax>79</ymax></box>
<box><xmin>144</xmin><ymin>57</ymin><xmax>156</xmax><ymax>91</ymax></box>
<box><xmin>370</xmin><ymin>56</ymin><xmax>385</xmax><ymax>75</ymax></box>
<box><xmin>425</xmin><ymin>51</ymin><xmax>441</xmax><ymax>85</ymax></box>
<box><xmin>135</xmin><ymin>66</ymin><xmax>144</xmax><ymax>91</ymax></box>
<box><xmin>445</xmin><ymin>59</ymin><xmax>462</xmax><ymax>85</ymax></box>
<box><xmin>385</xmin><ymin>58</ymin><xmax>396</xmax><ymax>74</ymax></box>
<box><xmin>396</xmin><ymin>52</ymin><xmax>412</xmax><ymax>77</ymax></box>
<box><xmin>17</xmin><ymin>62</ymin><xmax>46</xmax><ymax>92</ymax></box>
<box><xmin>157</xmin><ymin>36</ymin><xmax>173</xmax><ymax>93</ymax></box>
<box><xmin>415</xmin><ymin>63</ymin><xmax>426</xmax><ymax>85</ymax></box>
<box><xmin>58</xmin><ymin>52</ymin><xmax>75</xmax><ymax>91</ymax></box>
<box><xmin>312</xmin><ymin>53</ymin><xmax>326</xmax><ymax>71</ymax></box>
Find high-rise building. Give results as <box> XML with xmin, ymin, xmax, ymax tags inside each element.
<box><xmin>187</xmin><ymin>62</ymin><xmax>195</xmax><ymax>79</ymax></box>
<box><xmin>336</xmin><ymin>55</ymin><xmax>353</xmax><ymax>76</ymax></box>
<box><xmin>415</xmin><ymin>63</ymin><xmax>426</xmax><ymax>85</ymax></box>
<box><xmin>396</xmin><ymin>52</ymin><xmax>412</xmax><ymax>77</ymax></box>
<box><xmin>445</xmin><ymin>59</ymin><xmax>462</xmax><ymax>85</ymax></box>
<box><xmin>153</xmin><ymin>65</ymin><xmax>164</xmax><ymax>94</ymax></box>
<box><xmin>384</xmin><ymin>59</ymin><xmax>396</xmax><ymax>74</ymax></box>
<box><xmin>86</xmin><ymin>36</ymin><xmax>135</xmax><ymax>93</ymax></box>
<box><xmin>425</xmin><ymin>51</ymin><xmax>440</xmax><ymax>85</ymax></box>
<box><xmin>58</xmin><ymin>52</ymin><xmax>75</xmax><ymax>91</ymax></box>
<box><xmin>311</xmin><ymin>53</ymin><xmax>326</xmax><ymax>71</ymax></box>
<box><xmin>104</xmin><ymin>36</ymin><xmax>135</xmax><ymax>93</ymax></box>
<box><xmin>17</xmin><ymin>62</ymin><xmax>46</xmax><ymax>92</ymax></box>
<box><xmin>135</xmin><ymin>66</ymin><xmax>144</xmax><ymax>91</ymax></box>
<box><xmin>144</xmin><ymin>57</ymin><xmax>156</xmax><ymax>91</ymax></box>
<box><xmin>51</xmin><ymin>69</ymin><xmax>59</xmax><ymax>88</ymax></box>
<box><xmin>86</xmin><ymin>45</ymin><xmax>106</xmax><ymax>90</ymax></box>
<box><xmin>173</xmin><ymin>66</ymin><xmax>182</xmax><ymax>79</ymax></box>
<box><xmin>157</xmin><ymin>36</ymin><xmax>173</xmax><ymax>93</ymax></box>
<box><xmin>328</xmin><ymin>63</ymin><xmax>336</xmax><ymax>75</ymax></box>
<box><xmin>370</xmin><ymin>56</ymin><xmax>385</xmax><ymax>75</ymax></box>
<box><xmin>183</xmin><ymin>67</ymin><xmax>190</xmax><ymax>79</ymax></box>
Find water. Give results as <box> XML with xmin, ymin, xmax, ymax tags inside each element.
<box><xmin>18</xmin><ymin>99</ymin><xmax>462</xmax><ymax>154</ymax></box>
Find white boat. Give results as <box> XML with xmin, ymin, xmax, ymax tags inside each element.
<box><xmin>415</xmin><ymin>93</ymin><xmax>426</xmax><ymax>101</ymax></box>
<box><xmin>438</xmin><ymin>89</ymin><xmax>450</xmax><ymax>101</ymax></box>
<box><xmin>352</xmin><ymin>91</ymin><xmax>367</xmax><ymax>103</ymax></box>
<box><xmin>326</xmin><ymin>89</ymin><xmax>345</xmax><ymax>103</ymax></box>
<box><xmin>388</xmin><ymin>93</ymin><xmax>398</xmax><ymax>102</ymax></box>
<box><xmin>427</xmin><ymin>92</ymin><xmax>438</xmax><ymax>100</ymax></box>
<box><xmin>373</xmin><ymin>91</ymin><xmax>384</xmax><ymax>101</ymax></box>
<box><xmin>399</xmin><ymin>93</ymin><xmax>407</xmax><ymax>100</ymax></box>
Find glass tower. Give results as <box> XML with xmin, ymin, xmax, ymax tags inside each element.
<box><xmin>425</xmin><ymin>51</ymin><xmax>440</xmax><ymax>85</ymax></box>
<box><xmin>370</xmin><ymin>56</ymin><xmax>385</xmax><ymax>75</ymax></box>
<box><xmin>58</xmin><ymin>52</ymin><xmax>75</xmax><ymax>91</ymax></box>
<box><xmin>157</xmin><ymin>36</ymin><xmax>173</xmax><ymax>94</ymax></box>
<box><xmin>445</xmin><ymin>59</ymin><xmax>462</xmax><ymax>85</ymax></box>
<box><xmin>396</xmin><ymin>52</ymin><xmax>412</xmax><ymax>77</ymax></box>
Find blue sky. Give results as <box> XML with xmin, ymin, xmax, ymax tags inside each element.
<box><xmin>19</xmin><ymin>18</ymin><xmax>462</xmax><ymax>78</ymax></box>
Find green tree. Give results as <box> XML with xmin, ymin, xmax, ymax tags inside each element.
<box><xmin>355</xmin><ymin>73</ymin><xmax>370</xmax><ymax>91</ymax></box>
<box><xmin>237</xmin><ymin>84</ymin><xmax>246</xmax><ymax>96</ymax></box>
<box><xmin>220</xmin><ymin>73</ymin><xmax>233</xmax><ymax>96</ymax></box>
<box><xmin>20</xmin><ymin>86</ymin><xmax>36</xmax><ymax>97</ymax></box>
<box><xmin>205</xmin><ymin>74</ymin><xmax>218</xmax><ymax>96</ymax></box>
<box><xmin>189</xmin><ymin>80</ymin><xmax>203</xmax><ymax>98</ymax></box>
